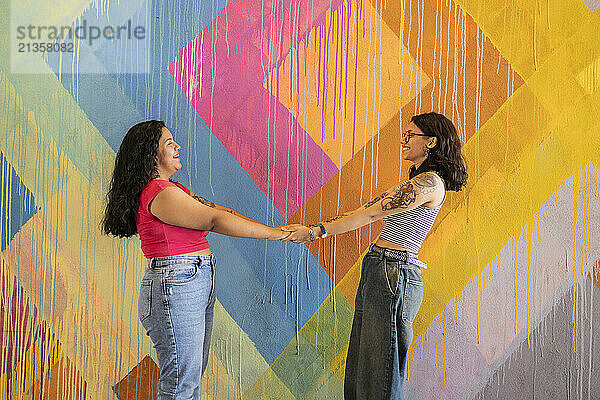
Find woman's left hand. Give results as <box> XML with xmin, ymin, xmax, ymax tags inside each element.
<box><xmin>280</xmin><ymin>224</ymin><xmax>311</xmax><ymax>243</ymax></box>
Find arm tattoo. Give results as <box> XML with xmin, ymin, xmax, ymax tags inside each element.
<box><xmin>411</xmin><ymin>173</ymin><xmax>439</xmax><ymax>194</ymax></box>
<box><xmin>323</xmin><ymin>213</ymin><xmax>348</xmax><ymax>223</ymax></box>
<box><xmin>363</xmin><ymin>192</ymin><xmax>388</xmax><ymax>208</ymax></box>
<box><xmin>381</xmin><ymin>182</ymin><xmax>417</xmax><ymax>210</ymax></box>
<box><xmin>191</xmin><ymin>194</ymin><xmax>216</xmax><ymax>208</ymax></box>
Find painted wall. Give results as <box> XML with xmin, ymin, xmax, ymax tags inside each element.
<box><xmin>1</xmin><ymin>0</ymin><xmax>599</xmax><ymax>398</ymax></box>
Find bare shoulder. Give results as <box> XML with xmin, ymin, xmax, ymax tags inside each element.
<box><xmin>411</xmin><ymin>171</ymin><xmax>443</xmax><ymax>191</ymax></box>
<box><xmin>412</xmin><ymin>171</ymin><xmax>445</xmax><ymax>206</ymax></box>
<box><xmin>155</xmin><ymin>184</ymin><xmax>186</xmax><ymax>197</ymax></box>
<box><xmin>151</xmin><ymin>185</ymin><xmax>189</xmax><ymax>208</ymax></box>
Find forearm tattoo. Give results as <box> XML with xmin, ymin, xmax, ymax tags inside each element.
<box><xmin>381</xmin><ymin>182</ymin><xmax>417</xmax><ymax>210</ymax></box>
<box><xmin>191</xmin><ymin>194</ymin><xmax>216</xmax><ymax>208</ymax></box>
<box><xmin>324</xmin><ymin>213</ymin><xmax>347</xmax><ymax>223</ymax></box>
<box><xmin>363</xmin><ymin>192</ymin><xmax>388</xmax><ymax>208</ymax></box>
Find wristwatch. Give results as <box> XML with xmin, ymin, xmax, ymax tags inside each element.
<box><xmin>319</xmin><ymin>223</ymin><xmax>328</xmax><ymax>238</ymax></box>
<box><xmin>308</xmin><ymin>226</ymin><xmax>315</xmax><ymax>242</ymax></box>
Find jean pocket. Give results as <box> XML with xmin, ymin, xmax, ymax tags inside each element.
<box><xmin>401</xmin><ymin>278</ymin><xmax>423</xmax><ymax>323</ymax></box>
<box><xmin>164</xmin><ymin>266</ymin><xmax>198</xmax><ymax>284</ymax></box>
<box><xmin>138</xmin><ymin>280</ymin><xmax>152</xmax><ymax>322</ymax></box>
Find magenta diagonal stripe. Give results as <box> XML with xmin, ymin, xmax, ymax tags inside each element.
<box><xmin>169</xmin><ymin>0</ymin><xmax>341</xmax><ymax>219</ymax></box>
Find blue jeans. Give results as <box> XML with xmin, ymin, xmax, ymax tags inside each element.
<box><xmin>138</xmin><ymin>254</ymin><xmax>216</xmax><ymax>399</ymax></box>
<box><xmin>344</xmin><ymin>247</ymin><xmax>424</xmax><ymax>400</ymax></box>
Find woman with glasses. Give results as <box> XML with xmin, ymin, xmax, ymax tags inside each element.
<box><xmin>282</xmin><ymin>112</ymin><xmax>468</xmax><ymax>399</ymax></box>
<box><xmin>101</xmin><ymin>121</ymin><xmax>289</xmax><ymax>399</ymax></box>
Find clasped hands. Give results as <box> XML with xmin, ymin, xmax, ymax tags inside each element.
<box><xmin>267</xmin><ymin>224</ymin><xmax>312</xmax><ymax>244</ymax></box>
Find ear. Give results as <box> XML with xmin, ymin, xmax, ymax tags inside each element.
<box><xmin>427</xmin><ymin>136</ymin><xmax>438</xmax><ymax>149</ymax></box>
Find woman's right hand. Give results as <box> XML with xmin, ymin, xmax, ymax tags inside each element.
<box><xmin>268</xmin><ymin>226</ymin><xmax>292</xmax><ymax>240</ymax></box>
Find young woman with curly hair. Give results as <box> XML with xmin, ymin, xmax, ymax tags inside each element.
<box><xmin>101</xmin><ymin>120</ymin><xmax>288</xmax><ymax>399</ymax></box>
<box><xmin>282</xmin><ymin>112</ymin><xmax>468</xmax><ymax>400</ymax></box>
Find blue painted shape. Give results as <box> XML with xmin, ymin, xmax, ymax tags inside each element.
<box><xmin>0</xmin><ymin>152</ymin><xmax>38</xmax><ymax>252</ymax></box>
<box><xmin>45</xmin><ymin>0</ymin><xmax>334</xmax><ymax>363</ymax></box>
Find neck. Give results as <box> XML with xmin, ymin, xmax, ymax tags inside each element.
<box><xmin>156</xmin><ymin>170</ymin><xmax>173</xmax><ymax>180</ymax></box>
<box><xmin>412</xmin><ymin>157</ymin><xmax>427</xmax><ymax>171</ymax></box>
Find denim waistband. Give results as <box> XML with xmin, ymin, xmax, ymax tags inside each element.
<box><xmin>149</xmin><ymin>254</ymin><xmax>215</xmax><ymax>268</ymax></box>
<box><xmin>369</xmin><ymin>244</ymin><xmax>426</xmax><ymax>269</ymax></box>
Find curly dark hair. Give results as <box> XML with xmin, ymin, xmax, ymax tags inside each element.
<box><xmin>408</xmin><ymin>112</ymin><xmax>468</xmax><ymax>192</ymax></box>
<box><xmin>101</xmin><ymin>120</ymin><xmax>166</xmax><ymax>237</ymax></box>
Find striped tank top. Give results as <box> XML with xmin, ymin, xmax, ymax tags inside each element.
<box><xmin>378</xmin><ymin>198</ymin><xmax>445</xmax><ymax>265</ymax></box>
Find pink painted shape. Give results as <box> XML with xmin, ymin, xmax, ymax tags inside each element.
<box><xmin>169</xmin><ymin>0</ymin><xmax>342</xmax><ymax>219</ymax></box>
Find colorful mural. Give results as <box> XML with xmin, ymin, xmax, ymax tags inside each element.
<box><xmin>1</xmin><ymin>0</ymin><xmax>600</xmax><ymax>398</ymax></box>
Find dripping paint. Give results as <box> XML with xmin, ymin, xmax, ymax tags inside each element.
<box><xmin>2</xmin><ymin>0</ymin><xmax>600</xmax><ymax>398</ymax></box>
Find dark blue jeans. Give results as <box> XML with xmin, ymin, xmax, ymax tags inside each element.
<box><xmin>344</xmin><ymin>248</ymin><xmax>424</xmax><ymax>400</ymax></box>
<box><xmin>138</xmin><ymin>254</ymin><xmax>216</xmax><ymax>399</ymax></box>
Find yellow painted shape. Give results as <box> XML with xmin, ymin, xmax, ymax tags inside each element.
<box><xmin>8</xmin><ymin>0</ymin><xmax>112</xmax><ymax>74</ymax></box>
<box><xmin>522</xmin><ymin>36</ymin><xmax>594</xmax><ymax>117</ymax></box>
<box><xmin>417</xmin><ymin>97</ymin><xmax>600</xmax><ymax>337</ymax></box>
<box><xmin>0</xmin><ymin>266</ymin><xmax>62</xmax><ymax>399</ymax></box>
<box><xmin>309</xmin><ymin>355</ymin><xmax>346</xmax><ymax>400</ymax></box>
<box><xmin>336</xmin><ymin>235</ymin><xmax>382</xmax><ymax>305</ymax></box>
<box><xmin>0</xmin><ymin>109</ymin><xmax>147</xmax><ymax>397</ymax></box>
<box><xmin>0</xmin><ymin>85</ymin><xmax>270</xmax><ymax>400</ymax></box>
<box><xmin>294</xmin><ymin>290</ymin><xmax>351</xmax><ymax>399</ymax></box>
<box><xmin>203</xmin><ymin>299</ymin><xmax>272</xmax><ymax>396</ymax></box>
<box><xmin>199</xmin><ymin>338</ymin><xmax>256</xmax><ymax>399</ymax></box>
<box><xmin>7</xmin><ymin>0</ymin><xmax>98</xmax><ymax>26</ymax></box>
<box><xmin>413</xmin><ymin>7</ymin><xmax>600</xmax><ymax>338</ymax></box>
<box><xmin>576</xmin><ymin>55</ymin><xmax>600</xmax><ymax>94</ymax></box>
<box><xmin>34</xmin><ymin>85</ymin><xmax>117</xmax><ymax>193</ymax></box>
<box><xmin>264</xmin><ymin>0</ymin><xmax>428</xmax><ymax>169</ymax></box>
<box><xmin>199</xmin><ymin>353</ymin><xmax>242</xmax><ymax>400</ymax></box>
<box><xmin>514</xmin><ymin>236</ymin><xmax>519</xmax><ymax>335</ymax></box>
<box><xmin>453</xmin><ymin>0</ymin><xmax>592</xmax><ymax>79</ymax></box>
<box><xmin>241</xmin><ymin>368</ymin><xmax>296</xmax><ymax>400</ymax></box>
<box><xmin>335</xmin><ymin>248</ymin><xmax>366</xmax><ymax>305</ymax></box>
<box><xmin>243</xmin><ymin>287</ymin><xmax>353</xmax><ymax>399</ymax></box>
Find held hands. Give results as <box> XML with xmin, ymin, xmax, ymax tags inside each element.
<box><xmin>267</xmin><ymin>226</ymin><xmax>293</xmax><ymax>240</ymax></box>
<box><xmin>280</xmin><ymin>224</ymin><xmax>311</xmax><ymax>244</ymax></box>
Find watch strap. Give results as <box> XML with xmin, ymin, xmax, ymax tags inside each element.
<box><xmin>319</xmin><ymin>223</ymin><xmax>328</xmax><ymax>238</ymax></box>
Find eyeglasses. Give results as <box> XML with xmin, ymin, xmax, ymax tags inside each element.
<box><xmin>401</xmin><ymin>130</ymin><xmax>432</xmax><ymax>143</ymax></box>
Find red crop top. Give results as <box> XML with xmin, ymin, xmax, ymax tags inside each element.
<box><xmin>136</xmin><ymin>179</ymin><xmax>210</xmax><ymax>258</ymax></box>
